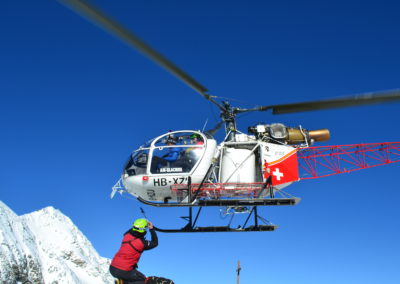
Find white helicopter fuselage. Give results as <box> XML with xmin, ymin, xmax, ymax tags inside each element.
<box><xmin>120</xmin><ymin>130</ymin><xmax>300</xmax><ymax>203</ymax></box>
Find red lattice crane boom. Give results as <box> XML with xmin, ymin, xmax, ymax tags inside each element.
<box><xmin>297</xmin><ymin>142</ymin><xmax>400</xmax><ymax>180</ymax></box>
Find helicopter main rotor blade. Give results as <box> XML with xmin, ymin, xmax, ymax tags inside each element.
<box><xmin>57</xmin><ymin>0</ymin><xmax>224</xmax><ymax>111</ymax></box>
<box><xmin>236</xmin><ymin>89</ymin><xmax>400</xmax><ymax>115</ymax></box>
<box><xmin>205</xmin><ymin>120</ymin><xmax>225</xmax><ymax>136</ymax></box>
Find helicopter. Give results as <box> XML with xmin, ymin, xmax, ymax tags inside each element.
<box><xmin>59</xmin><ymin>0</ymin><xmax>400</xmax><ymax>233</ymax></box>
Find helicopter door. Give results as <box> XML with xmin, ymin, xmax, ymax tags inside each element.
<box><xmin>150</xmin><ymin>132</ymin><xmax>206</xmax><ymax>174</ymax></box>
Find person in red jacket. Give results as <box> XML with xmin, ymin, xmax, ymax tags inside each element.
<box><xmin>110</xmin><ymin>218</ymin><xmax>158</xmax><ymax>283</ymax></box>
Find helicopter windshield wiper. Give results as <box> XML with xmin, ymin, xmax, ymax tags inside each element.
<box><xmin>57</xmin><ymin>0</ymin><xmax>225</xmax><ymax>111</ymax></box>
<box><xmin>235</xmin><ymin>89</ymin><xmax>400</xmax><ymax>115</ymax></box>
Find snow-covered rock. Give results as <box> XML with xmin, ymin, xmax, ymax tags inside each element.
<box><xmin>0</xmin><ymin>201</ymin><xmax>113</xmax><ymax>283</ymax></box>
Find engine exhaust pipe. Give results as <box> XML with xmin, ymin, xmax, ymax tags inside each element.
<box><xmin>309</xmin><ymin>129</ymin><xmax>330</xmax><ymax>142</ymax></box>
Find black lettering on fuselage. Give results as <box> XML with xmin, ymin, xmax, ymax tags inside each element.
<box><xmin>153</xmin><ymin>178</ymin><xmax>167</xmax><ymax>186</ymax></box>
<box><xmin>172</xmin><ymin>177</ymin><xmax>186</xmax><ymax>184</ymax></box>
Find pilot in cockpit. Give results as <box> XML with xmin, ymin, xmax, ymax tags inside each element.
<box><xmin>161</xmin><ymin>136</ymin><xmax>180</xmax><ymax>162</ymax></box>
<box><xmin>150</xmin><ymin>136</ymin><xmax>181</xmax><ymax>173</ymax></box>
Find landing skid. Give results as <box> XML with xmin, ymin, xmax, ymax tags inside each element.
<box><xmin>152</xmin><ymin>205</ymin><xmax>281</xmax><ymax>233</ymax></box>
<box><xmin>123</xmin><ymin>177</ymin><xmax>301</xmax><ymax>232</ymax></box>
<box><xmin>154</xmin><ymin>224</ymin><xmax>277</xmax><ymax>233</ymax></box>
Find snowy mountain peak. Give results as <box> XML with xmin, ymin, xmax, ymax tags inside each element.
<box><xmin>0</xmin><ymin>200</ymin><xmax>16</xmax><ymax>217</ymax></box>
<box><xmin>0</xmin><ymin>201</ymin><xmax>113</xmax><ymax>283</ymax></box>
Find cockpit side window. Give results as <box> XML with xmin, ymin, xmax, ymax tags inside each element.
<box><xmin>150</xmin><ymin>132</ymin><xmax>205</xmax><ymax>174</ymax></box>
<box><xmin>124</xmin><ymin>149</ymin><xmax>149</xmax><ymax>176</ymax></box>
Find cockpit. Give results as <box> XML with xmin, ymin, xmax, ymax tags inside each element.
<box><xmin>124</xmin><ymin>131</ymin><xmax>207</xmax><ymax>176</ymax></box>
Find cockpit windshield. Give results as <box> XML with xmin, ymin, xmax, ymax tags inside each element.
<box><xmin>123</xmin><ymin>131</ymin><xmax>206</xmax><ymax>176</ymax></box>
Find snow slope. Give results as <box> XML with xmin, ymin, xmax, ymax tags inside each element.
<box><xmin>0</xmin><ymin>201</ymin><xmax>114</xmax><ymax>283</ymax></box>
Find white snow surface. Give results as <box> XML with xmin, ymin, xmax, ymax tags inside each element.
<box><xmin>0</xmin><ymin>200</ymin><xmax>114</xmax><ymax>284</ymax></box>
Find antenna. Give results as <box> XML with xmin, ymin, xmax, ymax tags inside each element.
<box><xmin>202</xmin><ymin>118</ymin><xmax>209</xmax><ymax>132</ymax></box>
<box><xmin>236</xmin><ymin>260</ymin><xmax>241</xmax><ymax>284</ymax></box>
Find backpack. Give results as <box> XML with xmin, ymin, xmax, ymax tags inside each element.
<box><xmin>145</xmin><ymin>276</ymin><xmax>175</xmax><ymax>284</ymax></box>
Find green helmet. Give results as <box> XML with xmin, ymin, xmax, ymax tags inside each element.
<box><xmin>190</xmin><ymin>133</ymin><xmax>201</xmax><ymax>139</ymax></box>
<box><xmin>132</xmin><ymin>218</ymin><xmax>148</xmax><ymax>233</ymax></box>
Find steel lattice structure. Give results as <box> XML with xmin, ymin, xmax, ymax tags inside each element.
<box><xmin>297</xmin><ymin>142</ymin><xmax>400</xmax><ymax>179</ymax></box>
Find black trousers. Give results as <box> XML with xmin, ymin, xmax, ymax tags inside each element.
<box><xmin>109</xmin><ymin>265</ymin><xmax>146</xmax><ymax>284</ymax></box>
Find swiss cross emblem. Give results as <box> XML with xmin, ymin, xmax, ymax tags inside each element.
<box><xmin>272</xmin><ymin>168</ymin><xmax>284</xmax><ymax>181</ymax></box>
<box><xmin>262</xmin><ymin>149</ymin><xmax>299</xmax><ymax>185</ymax></box>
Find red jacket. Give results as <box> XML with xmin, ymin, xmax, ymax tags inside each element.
<box><xmin>111</xmin><ymin>229</ymin><xmax>158</xmax><ymax>271</ymax></box>
<box><xmin>111</xmin><ymin>233</ymin><xmax>145</xmax><ymax>271</ymax></box>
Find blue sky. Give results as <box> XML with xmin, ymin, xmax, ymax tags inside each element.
<box><xmin>1</xmin><ymin>1</ymin><xmax>400</xmax><ymax>283</ymax></box>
